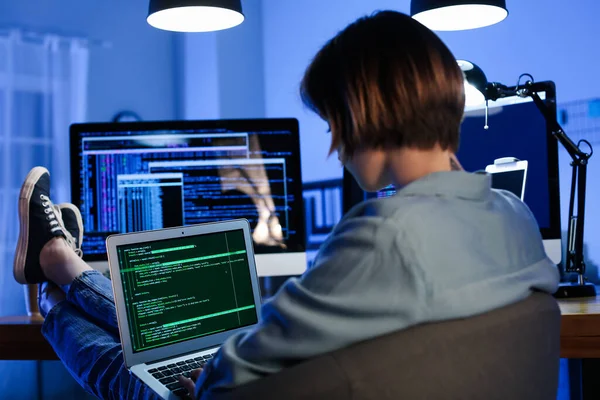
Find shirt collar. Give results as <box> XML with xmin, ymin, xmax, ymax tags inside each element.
<box><xmin>397</xmin><ymin>171</ymin><xmax>491</xmax><ymax>201</ymax></box>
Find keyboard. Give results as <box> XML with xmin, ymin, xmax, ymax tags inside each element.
<box><xmin>147</xmin><ymin>352</ymin><xmax>215</xmax><ymax>398</ymax></box>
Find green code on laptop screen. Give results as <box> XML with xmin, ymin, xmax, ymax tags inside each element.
<box><xmin>117</xmin><ymin>229</ymin><xmax>258</xmax><ymax>353</ymax></box>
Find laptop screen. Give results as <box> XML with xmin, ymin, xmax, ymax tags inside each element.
<box><xmin>116</xmin><ymin>229</ymin><xmax>258</xmax><ymax>353</ymax></box>
<box><xmin>490</xmin><ymin>170</ymin><xmax>525</xmax><ymax>199</ymax></box>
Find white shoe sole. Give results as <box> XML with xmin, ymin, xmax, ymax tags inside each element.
<box><xmin>13</xmin><ymin>167</ymin><xmax>49</xmax><ymax>284</ymax></box>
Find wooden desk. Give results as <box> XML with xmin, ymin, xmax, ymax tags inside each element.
<box><xmin>1</xmin><ymin>296</ymin><xmax>600</xmax><ymax>361</ymax></box>
<box><xmin>559</xmin><ymin>295</ymin><xmax>600</xmax><ymax>358</ymax></box>
<box><xmin>559</xmin><ymin>294</ymin><xmax>600</xmax><ymax>399</ymax></box>
<box><xmin>0</xmin><ymin>316</ymin><xmax>57</xmax><ymax>360</ymax></box>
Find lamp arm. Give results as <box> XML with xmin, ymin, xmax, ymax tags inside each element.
<box><xmin>525</xmin><ymin>86</ymin><xmax>591</xmax><ymax>276</ymax></box>
<box><xmin>526</xmin><ymin>91</ymin><xmax>585</xmax><ymax>160</ymax></box>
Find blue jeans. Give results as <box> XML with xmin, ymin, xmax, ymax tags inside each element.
<box><xmin>42</xmin><ymin>270</ymin><xmax>160</xmax><ymax>399</ymax></box>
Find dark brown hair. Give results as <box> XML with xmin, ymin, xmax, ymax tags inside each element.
<box><xmin>300</xmin><ymin>11</ymin><xmax>465</xmax><ymax>157</ymax></box>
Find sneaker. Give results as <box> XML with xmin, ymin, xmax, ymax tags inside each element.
<box><xmin>55</xmin><ymin>203</ymin><xmax>84</xmax><ymax>258</ymax></box>
<box><xmin>13</xmin><ymin>167</ymin><xmax>68</xmax><ymax>284</ymax></box>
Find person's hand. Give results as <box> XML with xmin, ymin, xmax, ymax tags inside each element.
<box><xmin>449</xmin><ymin>154</ymin><xmax>464</xmax><ymax>171</ymax></box>
<box><xmin>178</xmin><ymin>368</ymin><xmax>203</xmax><ymax>399</ymax></box>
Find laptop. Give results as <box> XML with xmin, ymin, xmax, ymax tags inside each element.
<box><xmin>106</xmin><ymin>219</ymin><xmax>263</xmax><ymax>399</ymax></box>
<box><xmin>485</xmin><ymin>157</ymin><xmax>528</xmax><ymax>201</ymax></box>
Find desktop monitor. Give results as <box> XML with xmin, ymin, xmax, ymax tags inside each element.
<box><xmin>70</xmin><ymin>118</ymin><xmax>306</xmax><ymax>277</ymax></box>
<box><xmin>343</xmin><ymin>81</ymin><xmax>562</xmax><ymax>264</ymax></box>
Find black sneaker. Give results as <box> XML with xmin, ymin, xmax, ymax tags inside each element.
<box><xmin>55</xmin><ymin>203</ymin><xmax>84</xmax><ymax>258</ymax></box>
<box><xmin>13</xmin><ymin>167</ymin><xmax>68</xmax><ymax>284</ymax></box>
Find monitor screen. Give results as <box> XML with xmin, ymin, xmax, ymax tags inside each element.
<box><xmin>458</xmin><ymin>97</ymin><xmax>556</xmax><ymax>231</ymax></box>
<box><xmin>342</xmin><ymin>83</ymin><xmax>561</xmax><ymax>262</ymax></box>
<box><xmin>70</xmin><ymin>119</ymin><xmax>306</xmax><ymax>275</ymax></box>
<box><xmin>116</xmin><ymin>229</ymin><xmax>258</xmax><ymax>353</ymax></box>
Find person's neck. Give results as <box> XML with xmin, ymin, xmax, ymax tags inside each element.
<box><xmin>387</xmin><ymin>146</ymin><xmax>453</xmax><ymax>187</ymax></box>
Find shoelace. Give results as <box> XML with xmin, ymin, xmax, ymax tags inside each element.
<box><xmin>41</xmin><ymin>194</ymin><xmax>61</xmax><ymax>234</ymax></box>
<box><xmin>54</xmin><ymin>206</ymin><xmax>83</xmax><ymax>258</ymax></box>
<box><xmin>40</xmin><ymin>195</ymin><xmax>82</xmax><ymax>258</ymax></box>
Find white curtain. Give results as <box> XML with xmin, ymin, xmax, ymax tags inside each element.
<box><xmin>0</xmin><ymin>31</ymin><xmax>89</xmax><ymax>314</ymax></box>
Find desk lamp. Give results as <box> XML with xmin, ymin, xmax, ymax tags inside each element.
<box><xmin>147</xmin><ymin>0</ymin><xmax>244</xmax><ymax>32</ymax></box>
<box><xmin>460</xmin><ymin>60</ymin><xmax>596</xmax><ymax>299</ymax></box>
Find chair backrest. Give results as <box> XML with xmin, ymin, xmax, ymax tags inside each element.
<box><xmin>205</xmin><ymin>292</ymin><xmax>561</xmax><ymax>400</ymax></box>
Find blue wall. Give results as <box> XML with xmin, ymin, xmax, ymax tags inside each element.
<box><xmin>182</xmin><ymin>0</ymin><xmax>265</xmax><ymax>120</ymax></box>
<box><xmin>0</xmin><ymin>0</ymin><xmax>179</xmax><ymax>398</ymax></box>
<box><xmin>0</xmin><ymin>0</ymin><xmax>178</xmax><ymax>122</ymax></box>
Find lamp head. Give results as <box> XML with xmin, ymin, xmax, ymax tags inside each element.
<box><xmin>147</xmin><ymin>0</ymin><xmax>244</xmax><ymax>32</ymax></box>
<box><xmin>411</xmin><ymin>0</ymin><xmax>508</xmax><ymax>31</ymax></box>
<box><xmin>458</xmin><ymin>60</ymin><xmax>489</xmax><ymax>107</ymax></box>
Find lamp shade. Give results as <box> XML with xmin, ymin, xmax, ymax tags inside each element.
<box><xmin>411</xmin><ymin>0</ymin><xmax>508</xmax><ymax>31</ymax></box>
<box><xmin>457</xmin><ymin>60</ymin><xmax>488</xmax><ymax>106</ymax></box>
<box><xmin>147</xmin><ymin>0</ymin><xmax>244</xmax><ymax>32</ymax></box>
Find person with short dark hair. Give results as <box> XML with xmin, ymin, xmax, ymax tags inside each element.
<box><xmin>12</xmin><ymin>11</ymin><xmax>558</xmax><ymax>399</ymax></box>
<box><xmin>301</xmin><ymin>10</ymin><xmax>464</xmax><ymax>161</ymax></box>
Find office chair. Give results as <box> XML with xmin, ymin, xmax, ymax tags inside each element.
<box><xmin>204</xmin><ymin>292</ymin><xmax>560</xmax><ymax>400</ymax></box>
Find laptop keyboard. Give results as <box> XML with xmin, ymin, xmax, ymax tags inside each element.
<box><xmin>147</xmin><ymin>353</ymin><xmax>215</xmax><ymax>398</ymax></box>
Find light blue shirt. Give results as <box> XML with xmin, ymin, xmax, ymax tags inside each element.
<box><xmin>196</xmin><ymin>171</ymin><xmax>560</xmax><ymax>397</ymax></box>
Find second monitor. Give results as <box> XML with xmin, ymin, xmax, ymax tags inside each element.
<box><xmin>70</xmin><ymin>118</ymin><xmax>306</xmax><ymax>277</ymax></box>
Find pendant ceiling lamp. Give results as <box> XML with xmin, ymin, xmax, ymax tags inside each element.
<box><xmin>411</xmin><ymin>0</ymin><xmax>508</xmax><ymax>31</ymax></box>
<box><xmin>148</xmin><ymin>0</ymin><xmax>244</xmax><ymax>33</ymax></box>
